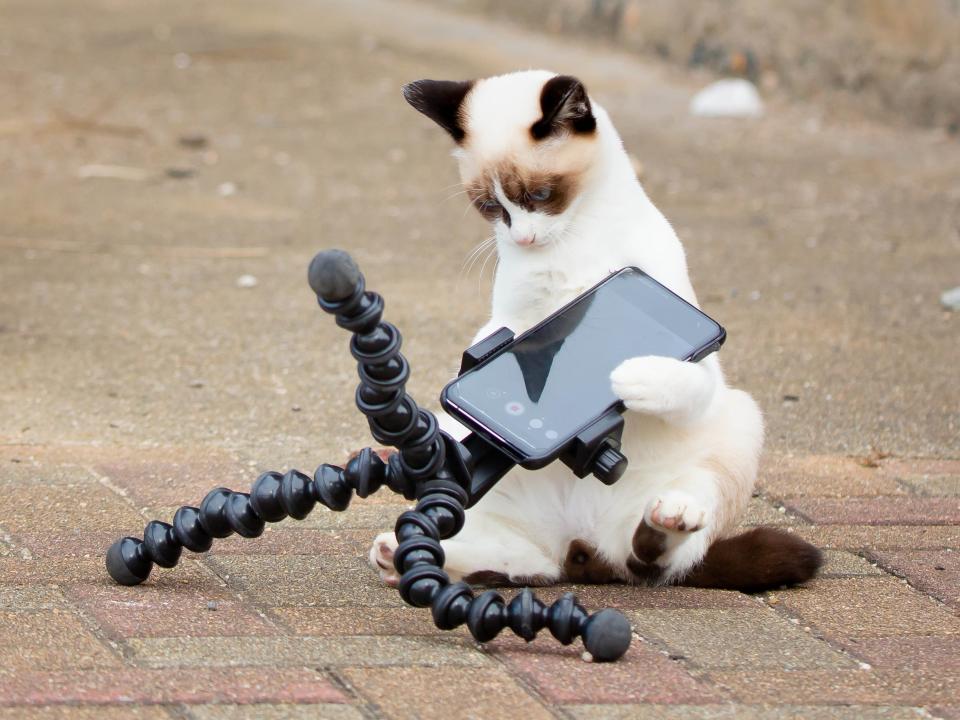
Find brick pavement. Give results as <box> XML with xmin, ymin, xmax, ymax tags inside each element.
<box><xmin>2</xmin><ymin>0</ymin><xmax>959</xmax><ymax>716</ymax></box>
<box><xmin>0</xmin><ymin>446</ymin><xmax>957</xmax><ymax>718</ymax></box>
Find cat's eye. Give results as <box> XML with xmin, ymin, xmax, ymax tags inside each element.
<box><xmin>478</xmin><ymin>199</ymin><xmax>501</xmax><ymax>213</ymax></box>
<box><xmin>529</xmin><ymin>187</ymin><xmax>552</xmax><ymax>202</ymax></box>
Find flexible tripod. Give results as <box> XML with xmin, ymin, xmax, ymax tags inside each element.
<box><xmin>105</xmin><ymin>250</ymin><xmax>632</xmax><ymax>662</ymax></box>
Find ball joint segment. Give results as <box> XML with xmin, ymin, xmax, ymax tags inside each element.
<box><xmin>104</xmin><ymin>248</ymin><xmax>631</xmax><ymax>662</ymax></box>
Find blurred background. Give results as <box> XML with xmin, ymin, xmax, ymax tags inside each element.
<box><xmin>1</xmin><ymin>0</ymin><xmax>957</xmax><ymax>471</ymax></box>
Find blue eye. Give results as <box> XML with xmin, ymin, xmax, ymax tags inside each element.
<box><xmin>529</xmin><ymin>187</ymin><xmax>552</xmax><ymax>202</ymax></box>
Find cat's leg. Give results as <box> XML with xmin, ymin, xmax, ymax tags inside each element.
<box><xmin>369</xmin><ymin>523</ymin><xmax>560</xmax><ymax>587</ymax></box>
<box><xmin>626</xmin><ymin>389</ymin><xmax>762</xmax><ymax>584</ymax></box>
<box><xmin>610</xmin><ymin>355</ymin><xmax>720</xmax><ymax>426</ymax></box>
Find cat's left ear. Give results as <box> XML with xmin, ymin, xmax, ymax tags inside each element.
<box><xmin>531</xmin><ymin>75</ymin><xmax>596</xmax><ymax>140</ymax></box>
<box><xmin>402</xmin><ymin>79</ymin><xmax>474</xmax><ymax>143</ymax></box>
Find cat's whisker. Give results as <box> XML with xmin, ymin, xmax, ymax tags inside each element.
<box><xmin>476</xmin><ymin>243</ymin><xmax>499</xmax><ymax>292</ymax></box>
<box><xmin>442</xmin><ymin>188</ymin><xmax>471</xmax><ymax>203</ymax></box>
<box><xmin>460</xmin><ymin>235</ymin><xmax>497</xmax><ymax>278</ymax></box>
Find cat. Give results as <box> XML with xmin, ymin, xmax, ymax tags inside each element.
<box><xmin>369</xmin><ymin>70</ymin><xmax>822</xmax><ymax>591</ymax></box>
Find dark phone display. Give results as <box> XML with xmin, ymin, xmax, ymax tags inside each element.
<box><xmin>443</xmin><ymin>269</ymin><xmax>722</xmax><ymax>460</ymax></box>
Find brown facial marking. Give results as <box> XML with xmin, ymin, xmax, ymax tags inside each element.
<box><xmin>627</xmin><ymin>520</ymin><xmax>667</xmax><ymax>585</ymax></box>
<box><xmin>562</xmin><ymin>539</ymin><xmax>619</xmax><ymax>583</ymax></box>
<box><xmin>467</xmin><ymin>162</ymin><xmax>579</xmax><ymax>221</ymax></box>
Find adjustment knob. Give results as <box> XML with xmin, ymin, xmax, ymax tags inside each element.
<box><xmin>592</xmin><ymin>443</ymin><xmax>627</xmax><ymax>485</ymax></box>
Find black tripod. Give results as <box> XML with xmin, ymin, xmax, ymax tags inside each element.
<box><xmin>105</xmin><ymin>250</ymin><xmax>632</xmax><ymax>662</ymax></box>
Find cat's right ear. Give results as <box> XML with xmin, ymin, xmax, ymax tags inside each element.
<box><xmin>402</xmin><ymin>79</ymin><xmax>474</xmax><ymax>143</ymax></box>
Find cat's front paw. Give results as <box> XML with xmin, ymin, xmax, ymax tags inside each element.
<box><xmin>368</xmin><ymin>532</ymin><xmax>400</xmax><ymax>587</ymax></box>
<box><xmin>646</xmin><ymin>491</ymin><xmax>708</xmax><ymax>533</ymax></box>
<box><xmin>611</xmin><ymin>356</ymin><xmax>685</xmax><ymax>416</ymax></box>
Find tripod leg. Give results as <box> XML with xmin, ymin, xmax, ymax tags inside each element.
<box><xmin>105</xmin><ymin>448</ymin><xmax>410</xmax><ymax>586</ymax></box>
<box><xmin>310</xmin><ymin>250</ymin><xmax>632</xmax><ymax>662</ymax></box>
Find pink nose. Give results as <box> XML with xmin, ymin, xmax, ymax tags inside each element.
<box><xmin>514</xmin><ymin>235</ymin><xmax>535</xmax><ymax>247</ymax></box>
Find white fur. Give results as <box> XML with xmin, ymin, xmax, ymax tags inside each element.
<box><xmin>373</xmin><ymin>71</ymin><xmax>763</xmax><ymax>586</ymax></box>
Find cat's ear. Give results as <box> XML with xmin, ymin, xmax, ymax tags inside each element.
<box><xmin>402</xmin><ymin>79</ymin><xmax>474</xmax><ymax>143</ymax></box>
<box><xmin>531</xmin><ymin>75</ymin><xmax>596</xmax><ymax>140</ymax></box>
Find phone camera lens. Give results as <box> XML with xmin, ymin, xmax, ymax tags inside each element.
<box><xmin>545</xmin><ymin>429</ymin><xmax>558</xmax><ymax>440</ymax></box>
<box><xmin>529</xmin><ymin>418</ymin><xmax>543</xmax><ymax>429</ymax></box>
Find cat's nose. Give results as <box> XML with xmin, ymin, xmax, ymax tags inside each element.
<box><xmin>514</xmin><ymin>234</ymin><xmax>536</xmax><ymax>247</ymax></box>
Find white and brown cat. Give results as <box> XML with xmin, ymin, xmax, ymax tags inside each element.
<box><xmin>370</xmin><ymin>70</ymin><xmax>821</xmax><ymax>591</ymax></box>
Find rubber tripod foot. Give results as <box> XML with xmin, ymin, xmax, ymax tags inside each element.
<box><xmin>581</xmin><ymin>608</ymin><xmax>632</xmax><ymax>662</ymax></box>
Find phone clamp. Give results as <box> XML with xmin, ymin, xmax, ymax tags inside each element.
<box><xmin>457</xmin><ymin>329</ymin><xmax>628</xmax><ymax>487</ymax></box>
<box><xmin>104</xmin><ymin>249</ymin><xmax>632</xmax><ymax>663</ymax></box>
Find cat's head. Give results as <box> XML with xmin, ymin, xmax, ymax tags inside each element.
<box><xmin>403</xmin><ymin>70</ymin><xmax>601</xmax><ymax>250</ymax></box>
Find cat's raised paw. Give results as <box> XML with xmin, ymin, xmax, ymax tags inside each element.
<box><xmin>368</xmin><ymin>532</ymin><xmax>400</xmax><ymax>587</ymax></box>
<box><xmin>610</xmin><ymin>356</ymin><xmax>685</xmax><ymax>416</ymax></box>
<box><xmin>646</xmin><ymin>491</ymin><xmax>707</xmax><ymax>533</ymax></box>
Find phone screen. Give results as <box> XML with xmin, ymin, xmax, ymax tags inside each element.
<box><xmin>442</xmin><ymin>268</ymin><xmax>723</xmax><ymax>463</ymax></box>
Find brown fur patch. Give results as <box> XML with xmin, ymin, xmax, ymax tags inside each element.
<box><xmin>562</xmin><ymin>539</ymin><xmax>620</xmax><ymax>583</ymax></box>
<box><xmin>626</xmin><ymin>520</ymin><xmax>667</xmax><ymax>584</ymax></box>
<box><xmin>632</xmin><ymin>520</ymin><xmax>667</xmax><ymax>563</ymax></box>
<box><xmin>466</xmin><ymin>160</ymin><xmax>580</xmax><ymax>218</ymax></box>
<box><xmin>681</xmin><ymin>527</ymin><xmax>823</xmax><ymax>593</ymax></box>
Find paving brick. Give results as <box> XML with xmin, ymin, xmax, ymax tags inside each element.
<box><xmin>0</xmin><ymin>667</ymin><xmax>346</xmax><ymax>705</ymax></box>
<box><xmin>0</xmin><ymin>708</ymin><xmax>175</xmax><ymax>719</ymax></box>
<box><xmin>791</xmin><ymin>524</ymin><xmax>960</xmax><ymax>550</ymax></box>
<box><xmin>186</xmin><ymin>705</ymin><xmax>365</xmax><ymax>720</ymax></box>
<box><xmin>866</xmin><ymin>549</ymin><xmax>960</xmax><ymax>607</ymax></box>
<box><xmin>0</xmin><ymin>467</ymin><xmax>146</xmax><ymax>540</ymax></box>
<box><xmin>502</xmin><ymin>584</ymin><xmax>757</xmax><ymax>611</ymax></box>
<box><xmin>204</xmin><ymin>555</ymin><xmax>405</xmax><ymax>607</ymax></box>
<box><xmin>900</xmin><ymin>475</ymin><xmax>960</xmax><ymax>497</ymax></box>
<box><xmin>564</xmin><ymin>704</ymin><xmax>926</xmax><ymax>719</ymax></box>
<box><xmin>90</xmin><ymin>446</ymin><xmax>252</xmax><ymax>507</ymax></box>
<box><xmin>627</xmin><ymin>608</ymin><xmax>853</xmax><ymax>670</ymax></box>
<box><xmin>296</xmin><ymin>503</ymin><xmax>403</xmax><ymax>531</ymax></box>
<box><xmin>0</xmin><ymin>528</ymin><xmax>16</xmax><ymax>558</ymax></box>
<box><xmin>145</xmin><ymin>502</ymin><xmax>400</xmax><ymax>533</ymax></box>
<box><xmin>0</xmin><ymin>609</ymin><xmax>120</xmax><ymax>671</ymax></box>
<box><xmin>341</xmin><ymin>666</ymin><xmax>553</xmax><ymax>720</ymax></box>
<box><xmin>213</xmin><ymin>527</ymin><xmax>373</xmax><ymax>556</ymax></box>
<box><xmin>0</xmin><ymin>584</ymin><xmax>68</xmax><ymax>610</ymax></box>
<box><xmin>845</xmin><ymin>635</ymin><xmax>960</xmax><ymax>671</ymax></box>
<box><xmin>819</xmin><ymin>550</ymin><xmax>884</xmax><ymax>577</ymax></box>
<box><xmin>784</xmin><ymin>497</ymin><xmax>960</xmax><ymax>525</ymax></box>
<box><xmin>881</xmin><ymin>458</ymin><xmax>960</xmax><ymax>485</ymax></box>
<box><xmin>709</xmin><ymin>668</ymin><xmax>959</xmax><ymax>705</ymax></box>
<box><xmin>759</xmin><ymin>454</ymin><xmax>905</xmax><ymax>498</ymax></box>
<box><xmin>126</xmin><ymin>635</ymin><xmax>491</xmax><ymax>668</ymax></box>
<box><xmin>739</xmin><ymin>497</ymin><xmax>802</xmax><ymax>526</ymax></box>
<box><xmin>65</xmin><ymin>582</ymin><xmax>281</xmax><ymax>639</ymax></box>
<box><xmin>776</xmin><ymin>577</ymin><xmax>960</xmax><ymax>639</ymax></box>
<box><xmin>493</xmin><ymin>635</ymin><xmax>725</xmax><ymax>704</ymax></box>
<box><xmin>930</xmin><ymin>708</ymin><xmax>960</xmax><ymax>720</ymax></box>
<box><xmin>269</xmin><ymin>605</ymin><xmax>443</xmax><ymax>635</ymax></box>
<box><xmin>0</xmin><ymin>555</ymin><xmax>223</xmax><ymax>589</ymax></box>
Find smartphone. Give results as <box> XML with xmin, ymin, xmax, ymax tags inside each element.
<box><xmin>440</xmin><ymin>267</ymin><xmax>725</xmax><ymax>467</ymax></box>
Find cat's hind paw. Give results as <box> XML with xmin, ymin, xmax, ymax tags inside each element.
<box><xmin>368</xmin><ymin>532</ymin><xmax>400</xmax><ymax>587</ymax></box>
<box><xmin>646</xmin><ymin>491</ymin><xmax>708</xmax><ymax>533</ymax></box>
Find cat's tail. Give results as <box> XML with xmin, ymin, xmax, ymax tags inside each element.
<box><xmin>679</xmin><ymin>528</ymin><xmax>823</xmax><ymax>593</ymax></box>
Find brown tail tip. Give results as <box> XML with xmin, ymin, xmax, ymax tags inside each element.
<box><xmin>681</xmin><ymin>527</ymin><xmax>823</xmax><ymax>593</ymax></box>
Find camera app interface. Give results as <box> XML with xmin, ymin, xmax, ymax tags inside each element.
<box><xmin>445</xmin><ymin>270</ymin><xmax>720</xmax><ymax>457</ymax></box>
